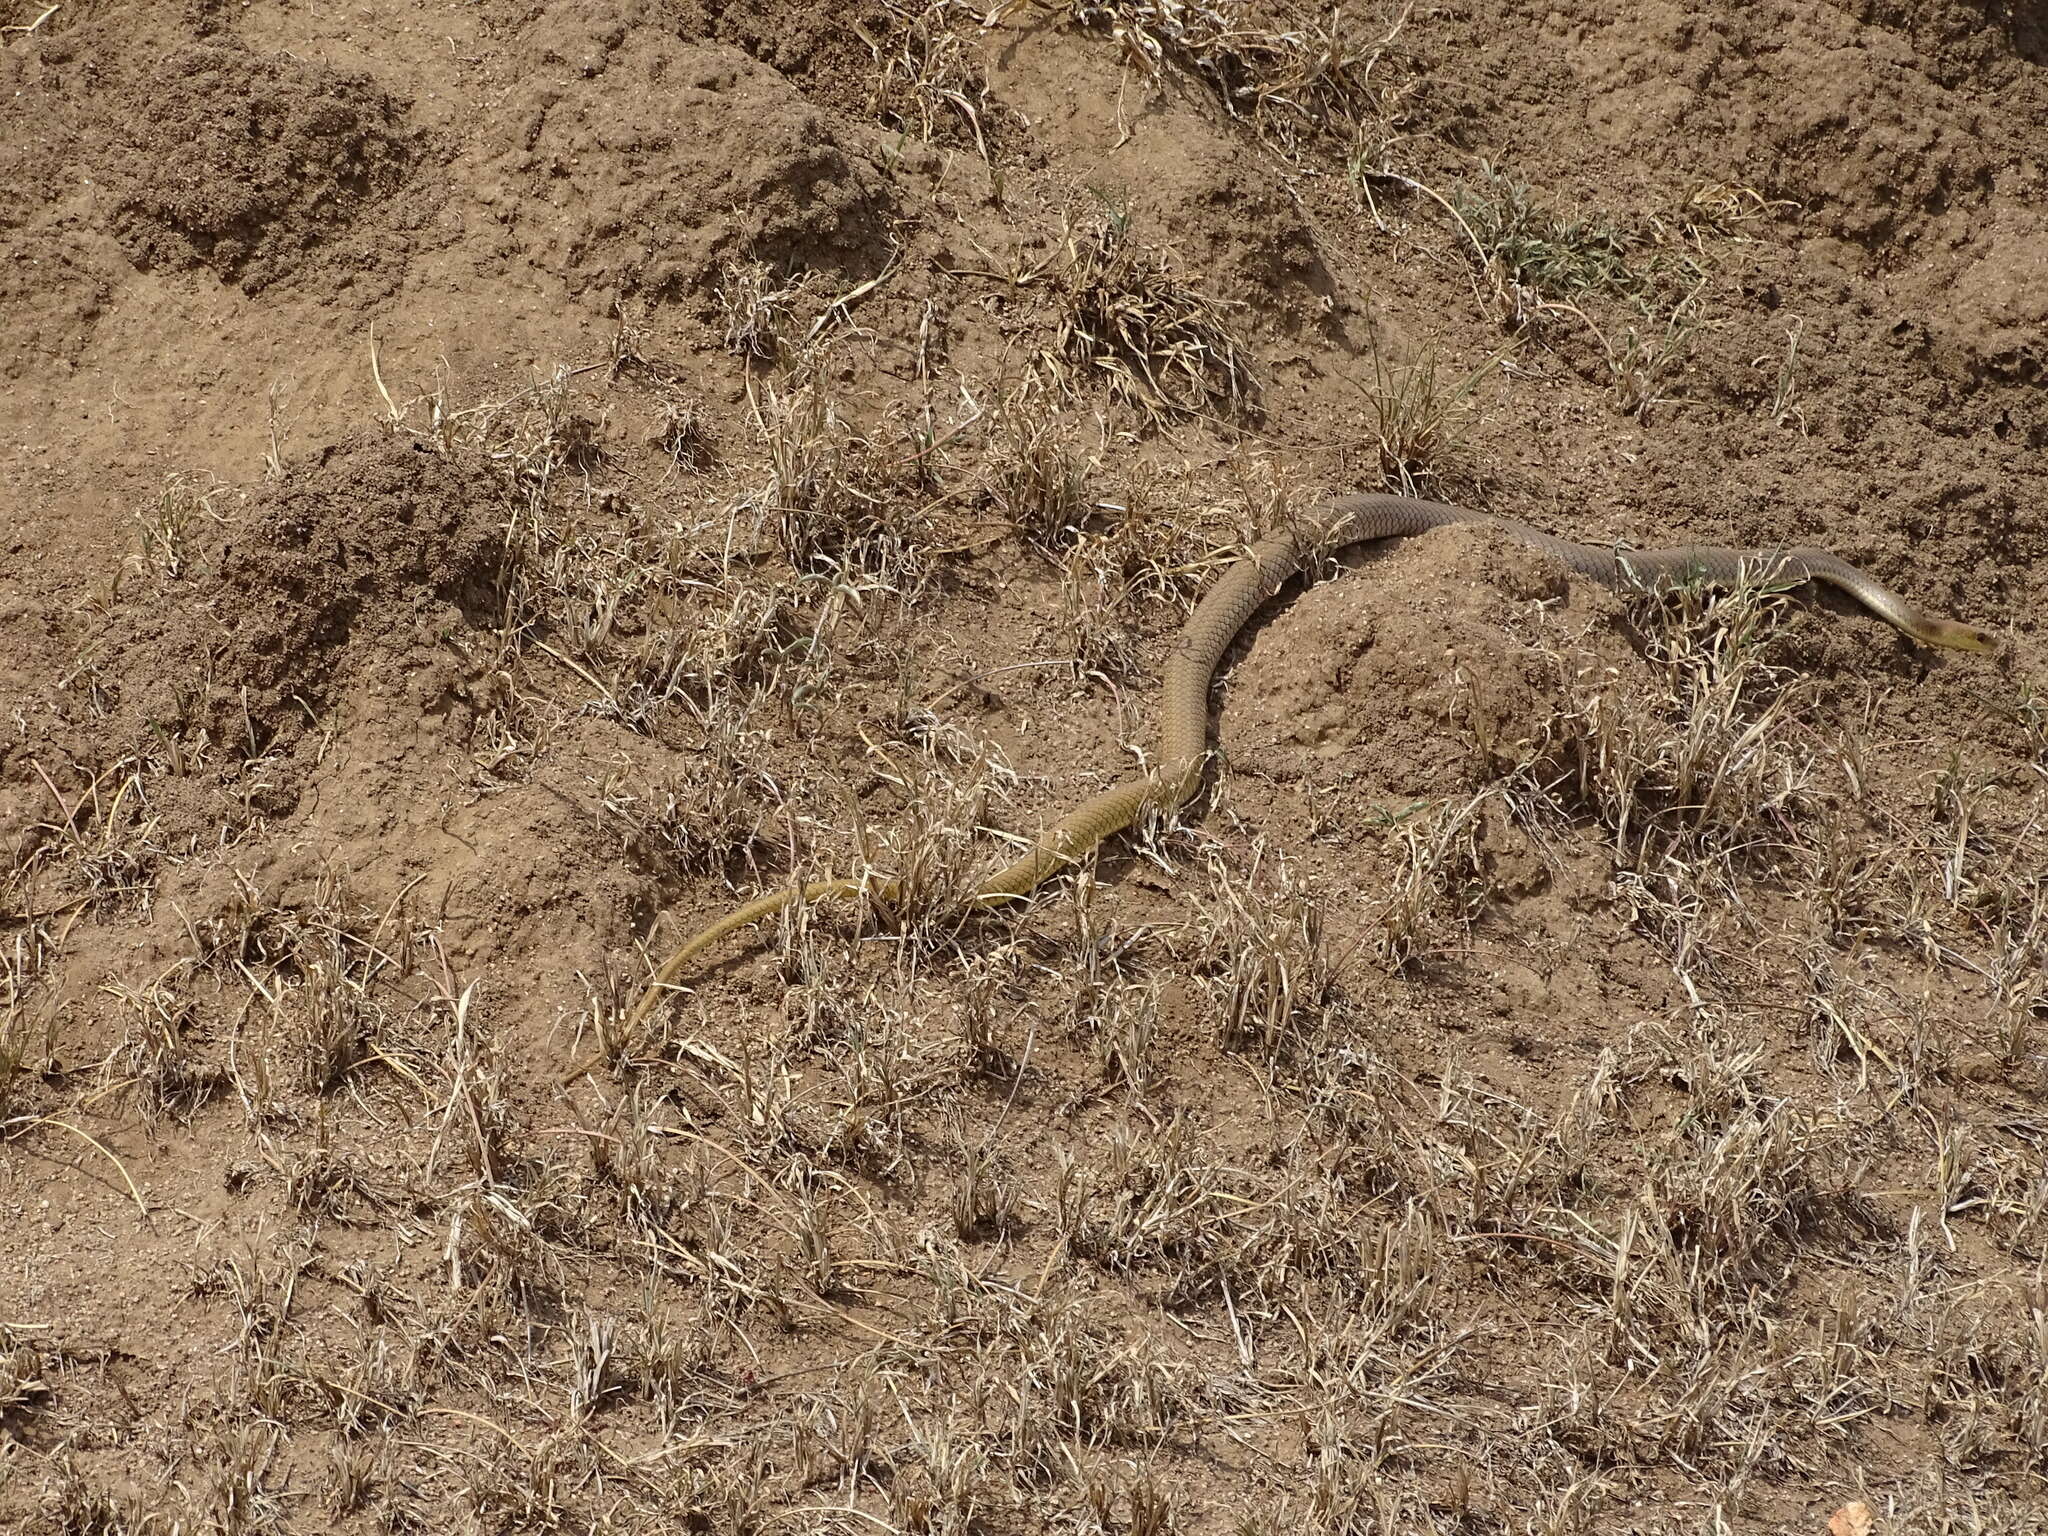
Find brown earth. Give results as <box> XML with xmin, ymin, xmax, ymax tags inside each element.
<box><xmin>2</xmin><ymin>1</ymin><xmax>2046</xmax><ymax>1532</ymax></box>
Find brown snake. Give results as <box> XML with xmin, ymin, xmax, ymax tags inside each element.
<box><xmin>567</xmin><ymin>491</ymin><xmax>1994</xmax><ymax>1079</ymax></box>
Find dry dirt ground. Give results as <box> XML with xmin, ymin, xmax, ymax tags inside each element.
<box><xmin>3</xmin><ymin>1</ymin><xmax>2047</xmax><ymax>1532</ymax></box>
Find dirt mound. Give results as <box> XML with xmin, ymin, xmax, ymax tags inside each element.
<box><xmin>122</xmin><ymin>435</ymin><xmax>501</xmax><ymax>746</ymax></box>
<box><xmin>475</xmin><ymin>29</ymin><xmax>902</xmax><ymax>297</ymax></box>
<box><xmin>0</xmin><ymin>434</ymin><xmax>514</xmax><ymax>1043</ymax></box>
<box><xmin>209</xmin><ymin>436</ymin><xmax>501</xmax><ymax>719</ymax></box>
<box><xmin>1226</xmin><ymin>527</ymin><xmax>1607</xmax><ymax>796</ymax></box>
<box><xmin>0</xmin><ymin>434</ymin><xmax>503</xmax><ymax>858</ymax></box>
<box><xmin>99</xmin><ymin>41</ymin><xmax>422</xmax><ymax>293</ymax></box>
<box><xmin>5</xmin><ymin>1</ymin><xmax>2048</xmax><ymax>1532</ymax></box>
<box><xmin>0</xmin><ymin>230</ymin><xmax>112</xmax><ymax>380</ymax></box>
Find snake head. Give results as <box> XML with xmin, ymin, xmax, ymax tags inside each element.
<box><xmin>1921</xmin><ymin>617</ymin><xmax>1999</xmax><ymax>653</ymax></box>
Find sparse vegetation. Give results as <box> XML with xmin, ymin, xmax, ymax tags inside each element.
<box><xmin>1453</xmin><ymin>162</ymin><xmax>1668</xmax><ymax>314</ymax></box>
<box><xmin>3</xmin><ymin>1</ymin><xmax>2040</xmax><ymax>1533</ymax></box>
<box><xmin>1359</xmin><ymin>338</ymin><xmax>1500</xmax><ymax>495</ymax></box>
<box><xmin>1444</xmin><ymin>163</ymin><xmax>1712</xmax><ymax>417</ymax></box>
<box><xmin>1055</xmin><ymin>0</ymin><xmax>1420</xmax><ymax>157</ymax></box>
<box><xmin>22</xmin><ymin>315</ymin><xmax>2036</xmax><ymax>1528</ymax></box>
<box><xmin>1760</xmin><ymin>314</ymin><xmax>1808</xmax><ymax>431</ymax></box>
<box><xmin>130</xmin><ymin>472</ymin><xmax>226</xmax><ymax>582</ymax></box>
<box><xmin>1050</xmin><ymin>209</ymin><xmax>1256</xmax><ymax>424</ymax></box>
<box><xmin>984</xmin><ymin>395</ymin><xmax>1103</xmax><ymax>547</ymax></box>
<box><xmin>861</xmin><ymin>0</ymin><xmax>999</xmax><ymax>158</ymax></box>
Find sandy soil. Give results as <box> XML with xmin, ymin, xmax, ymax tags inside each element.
<box><xmin>2</xmin><ymin>1</ymin><xmax>2046</xmax><ymax>1531</ymax></box>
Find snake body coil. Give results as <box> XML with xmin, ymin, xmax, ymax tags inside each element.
<box><xmin>590</xmin><ymin>492</ymin><xmax>1993</xmax><ymax>1066</ymax></box>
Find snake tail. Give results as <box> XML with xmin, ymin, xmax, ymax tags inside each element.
<box><xmin>616</xmin><ymin>878</ymin><xmax>874</xmax><ymax>1035</ymax></box>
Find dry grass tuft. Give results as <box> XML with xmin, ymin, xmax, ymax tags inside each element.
<box><xmin>1372</xmin><ymin>789</ymin><xmax>1497</xmax><ymax>969</ymax></box>
<box><xmin>1059</xmin><ymin>532</ymin><xmax>1148</xmax><ymax>684</ymax></box>
<box><xmin>605</xmin><ymin>745</ymin><xmax>783</xmax><ymax>885</ymax></box>
<box><xmin>862</xmin><ymin>0</ymin><xmax>999</xmax><ymax>158</ymax></box>
<box><xmin>1050</xmin><ymin>210</ymin><xmax>1255</xmax><ymax>425</ymax></box>
<box><xmin>1051</xmin><ymin>468</ymin><xmax>1247</xmax><ymax>686</ymax></box>
<box><xmin>1056</xmin><ymin>0</ymin><xmax>1419</xmax><ymax>158</ymax></box>
<box><xmin>751</xmin><ymin>363</ymin><xmax>939</xmax><ymax>587</ymax></box>
<box><xmin>1359</xmin><ymin>339</ymin><xmax>1499</xmax><ymax>495</ymax></box>
<box><xmin>716</xmin><ymin>257</ymin><xmax>815</xmax><ymax>364</ymax></box>
<box><xmin>1487</xmin><ymin>570</ymin><xmax>1816</xmax><ymax>874</ymax></box>
<box><xmin>7</xmin><ymin>758</ymin><xmax>159</xmax><ymax>922</ymax></box>
<box><xmin>1195</xmin><ymin>841</ymin><xmax>1341</xmax><ymax>1059</ymax></box>
<box><xmin>171</xmin><ymin>865</ymin><xmax>423</xmax><ymax>1102</ymax></box>
<box><xmin>984</xmin><ymin>395</ymin><xmax>1103</xmax><ymax>548</ymax></box>
<box><xmin>130</xmin><ymin>472</ymin><xmax>229</xmax><ymax>582</ymax></box>
<box><xmin>1447</xmin><ymin>163</ymin><xmax>1711</xmax><ymax>417</ymax></box>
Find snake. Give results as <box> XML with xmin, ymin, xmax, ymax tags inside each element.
<box><xmin>568</xmin><ymin>491</ymin><xmax>1995</xmax><ymax>1079</ymax></box>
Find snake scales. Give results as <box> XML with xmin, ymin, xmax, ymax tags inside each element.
<box><xmin>573</xmin><ymin>491</ymin><xmax>1994</xmax><ymax>1076</ymax></box>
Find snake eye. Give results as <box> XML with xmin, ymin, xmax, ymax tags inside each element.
<box><xmin>1924</xmin><ymin>621</ymin><xmax>1996</xmax><ymax>652</ymax></box>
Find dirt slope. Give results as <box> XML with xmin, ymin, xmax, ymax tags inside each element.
<box><xmin>2</xmin><ymin>2</ymin><xmax>2045</xmax><ymax>1532</ymax></box>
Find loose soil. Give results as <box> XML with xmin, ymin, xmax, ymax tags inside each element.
<box><xmin>2</xmin><ymin>2</ymin><xmax>2045</xmax><ymax>1533</ymax></box>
